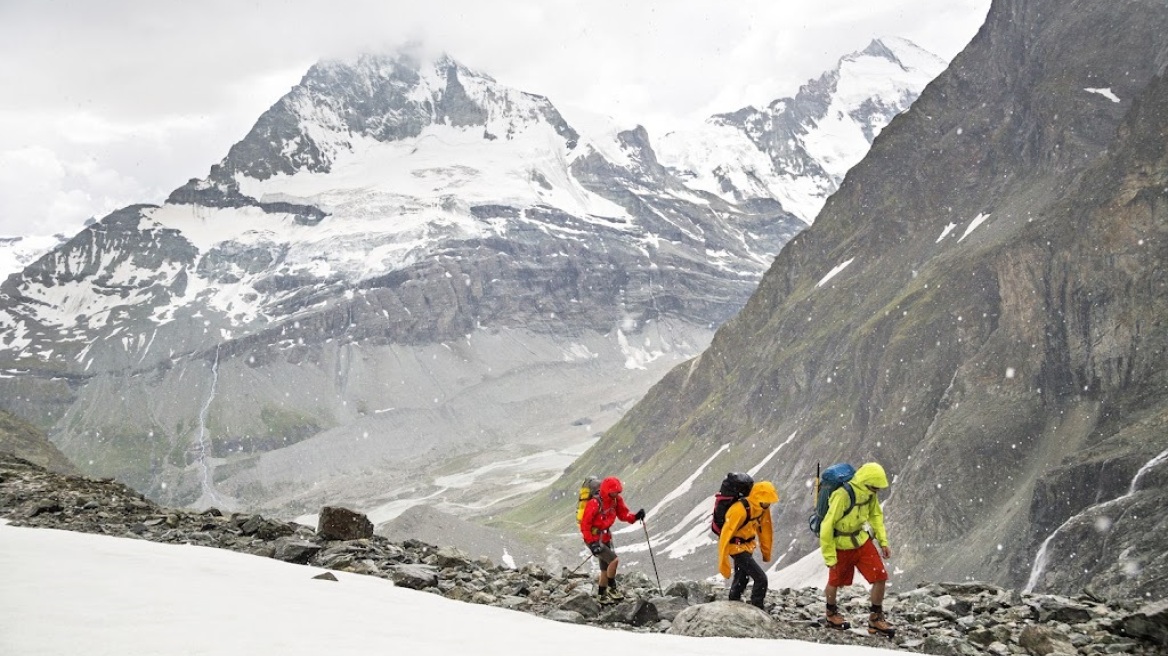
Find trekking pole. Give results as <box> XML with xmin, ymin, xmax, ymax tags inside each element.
<box><xmin>814</xmin><ymin>461</ymin><xmax>820</xmax><ymax>508</ymax></box>
<box><xmin>641</xmin><ymin>519</ymin><xmax>664</xmax><ymax>596</ymax></box>
<box><xmin>567</xmin><ymin>553</ymin><xmax>593</xmax><ymax>576</ymax></box>
<box><xmin>549</xmin><ymin>553</ymin><xmax>593</xmax><ymax>595</ymax></box>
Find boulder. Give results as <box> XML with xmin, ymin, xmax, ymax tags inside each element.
<box><xmin>666</xmin><ymin>601</ymin><xmax>778</xmax><ymax>638</ymax></box>
<box><xmin>1120</xmin><ymin>599</ymin><xmax>1168</xmax><ymax>646</ymax></box>
<box><xmin>389</xmin><ymin>564</ymin><xmax>439</xmax><ymax>590</ymax></box>
<box><xmin>272</xmin><ymin>538</ymin><xmax>321</xmax><ymax>564</ymax></box>
<box><xmin>317</xmin><ymin>506</ymin><xmax>374</xmax><ymax>541</ymax></box>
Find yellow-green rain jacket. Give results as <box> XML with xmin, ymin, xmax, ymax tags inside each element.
<box><xmin>819</xmin><ymin>462</ymin><xmax>889</xmax><ymax>567</ymax></box>
<box><xmin>718</xmin><ymin>481</ymin><xmax>779</xmax><ymax>578</ymax></box>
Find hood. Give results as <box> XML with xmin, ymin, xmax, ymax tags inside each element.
<box><xmin>599</xmin><ymin>477</ymin><xmax>622</xmax><ymax>498</ymax></box>
<box><xmin>851</xmin><ymin>463</ymin><xmax>889</xmax><ymax>502</ymax></box>
<box><xmin>748</xmin><ymin>480</ymin><xmax>778</xmax><ymax>505</ymax></box>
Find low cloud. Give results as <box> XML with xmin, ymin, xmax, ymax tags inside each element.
<box><xmin>0</xmin><ymin>0</ymin><xmax>990</xmax><ymax>237</ymax></box>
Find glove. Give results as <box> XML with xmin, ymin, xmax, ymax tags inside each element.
<box><xmin>587</xmin><ymin>541</ymin><xmax>605</xmax><ymax>556</ymax></box>
<box><xmin>634</xmin><ymin>509</ymin><xmax>646</xmax><ymax>522</ymax></box>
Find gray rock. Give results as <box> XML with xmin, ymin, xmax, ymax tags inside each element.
<box><xmin>433</xmin><ymin>546</ymin><xmax>472</xmax><ymax>569</ymax></box>
<box><xmin>1028</xmin><ymin>596</ymin><xmax>1094</xmax><ymax>624</ymax></box>
<box><xmin>1119</xmin><ymin>599</ymin><xmax>1168</xmax><ymax>646</ymax></box>
<box><xmin>1018</xmin><ymin>625</ymin><xmax>1076</xmax><ymax>656</ymax></box>
<box><xmin>645</xmin><ymin>595</ymin><xmax>693</xmax><ymax>621</ymax></box>
<box><xmin>545</xmin><ymin>610</ymin><xmax>584</xmax><ymax>624</ymax></box>
<box><xmin>558</xmin><ymin>591</ymin><xmax>601</xmax><ymax>617</ymax></box>
<box><xmin>667</xmin><ymin>601</ymin><xmax>778</xmax><ymax>638</ymax></box>
<box><xmin>663</xmin><ymin>580</ymin><xmax>715</xmax><ymax>603</ymax></box>
<box><xmin>272</xmin><ymin>538</ymin><xmax>321</xmax><ymax>564</ymax></box>
<box><xmin>390</xmin><ymin>564</ymin><xmax>438</xmax><ymax>590</ymax></box>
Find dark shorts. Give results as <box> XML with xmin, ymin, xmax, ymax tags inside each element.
<box><xmin>591</xmin><ymin>541</ymin><xmax>618</xmax><ymax>567</ymax></box>
<box><xmin>828</xmin><ymin>539</ymin><xmax>888</xmax><ymax>587</ymax></box>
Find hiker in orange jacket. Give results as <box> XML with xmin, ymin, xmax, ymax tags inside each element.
<box><xmin>717</xmin><ymin>480</ymin><xmax>778</xmax><ymax>608</ymax></box>
<box><xmin>579</xmin><ymin>476</ymin><xmax>644</xmax><ymax>604</ymax></box>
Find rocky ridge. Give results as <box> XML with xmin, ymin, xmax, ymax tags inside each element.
<box><xmin>0</xmin><ymin>409</ymin><xmax>77</xmax><ymax>475</ymax></box>
<box><xmin>3</xmin><ymin>453</ymin><xmax>1164</xmax><ymax>655</ymax></box>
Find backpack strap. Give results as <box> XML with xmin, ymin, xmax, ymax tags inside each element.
<box><xmin>729</xmin><ymin>499</ymin><xmax>759</xmax><ymax>544</ymax></box>
<box><xmin>832</xmin><ymin>486</ymin><xmax>874</xmax><ymax>548</ymax></box>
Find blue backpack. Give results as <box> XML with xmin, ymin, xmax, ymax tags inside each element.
<box><xmin>807</xmin><ymin>463</ymin><xmax>857</xmax><ymax>536</ymax></box>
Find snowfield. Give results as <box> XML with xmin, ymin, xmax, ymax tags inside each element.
<box><xmin>0</xmin><ymin>520</ymin><xmax>902</xmax><ymax>656</ymax></box>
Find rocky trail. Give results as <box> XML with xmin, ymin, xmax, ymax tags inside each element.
<box><xmin>1</xmin><ymin>453</ymin><xmax>1164</xmax><ymax>655</ymax></box>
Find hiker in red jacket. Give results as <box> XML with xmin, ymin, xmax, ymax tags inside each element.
<box><xmin>579</xmin><ymin>476</ymin><xmax>644</xmax><ymax>604</ymax></box>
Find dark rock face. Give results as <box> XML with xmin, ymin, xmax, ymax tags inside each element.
<box><xmin>317</xmin><ymin>506</ymin><xmax>374</xmax><ymax>541</ymax></box>
<box><xmin>536</xmin><ymin>0</ymin><xmax>1168</xmax><ymax>600</ymax></box>
<box><xmin>2</xmin><ymin>454</ymin><xmax>1163</xmax><ymax>654</ymax></box>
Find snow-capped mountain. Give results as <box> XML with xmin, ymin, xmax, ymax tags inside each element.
<box><xmin>3</xmin><ymin>53</ymin><xmax>797</xmax><ymax>373</ymax></box>
<box><xmin>657</xmin><ymin>38</ymin><xmax>945</xmax><ymax>223</ymax></box>
<box><xmin>0</xmin><ymin>51</ymin><xmax>810</xmax><ymax>515</ymax></box>
<box><xmin>0</xmin><ymin>43</ymin><xmax>937</xmax><ymax>528</ymax></box>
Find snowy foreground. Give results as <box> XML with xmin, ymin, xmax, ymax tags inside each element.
<box><xmin>0</xmin><ymin>521</ymin><xmax>903</xmax><ymax>656</ymax></box>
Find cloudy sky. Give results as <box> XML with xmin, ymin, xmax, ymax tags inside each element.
<box><xmin>0</xmin><ymin>0</ymin><xmax>990</xmax><ymax>238</ymax></box>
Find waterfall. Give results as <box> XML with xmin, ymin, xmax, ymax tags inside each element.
<box><xmin>193</xmin><ymin>347</ymin><xmax>225</xmax><ymax>509</ymax></box>
<box><xmin>1024</xmin><ymin>445</ymin><xmax>1168</xmax><ymax>592</ymax></box>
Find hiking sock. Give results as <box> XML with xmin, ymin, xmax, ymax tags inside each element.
<box><xmin>870</xmin><ymin>605</ymin><xmax>883</xmax><ymax>615</ymax></box>
<box><xmin>608</xmin><ymin>574</ymin><xmax>618</xmax><ymax>590</ymax></box>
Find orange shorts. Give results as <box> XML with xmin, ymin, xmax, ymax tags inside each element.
<box><xmin>828</xmin><ymin>538</ymin><xmax>888</xmax><ymax>587</ymax></box>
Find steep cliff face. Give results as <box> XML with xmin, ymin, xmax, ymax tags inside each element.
<box><xmin>520</xmin><ymin>0</ymin><xmax>1168</xmax><ymax>599</ymax></box>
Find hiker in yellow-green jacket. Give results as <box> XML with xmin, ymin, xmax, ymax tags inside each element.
<box><xmin>718</xmin><ymin>481</ymin><xmax>778</xmax><ymax>609</ymax></box>
<box><xmin>820</xmin><ymin>462</ymin><xmax>895</xmax><ymax>637</ymax></box>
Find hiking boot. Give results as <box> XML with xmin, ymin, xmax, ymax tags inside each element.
<box><xmin>606</xmin><ymin>587</ymin><xmax>626</xmax><ymax>602</ymax></box>
<box><xmin>868</xmin><ymin>610</ymin><xmax>896</xmax><ymax>638</ymax></box>
<box><xmin>596</xmin><ymin>589</ymin><xmax>615</xmax><ymax>606</ymax></box>
<box><xmin>824</xmin><ymin>605</ymin><xmax>849</xmax><ymax>630</ymax></box>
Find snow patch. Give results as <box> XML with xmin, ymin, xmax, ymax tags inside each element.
<box><xmin>1085</xmin><ymin>87</ymin><xmax>1121</xmax><ymax>103</ymax></box>
<box><xmin>816</xmin><ymin>258</ymin><xmax>855</xmax><ymax>288</ymax></box>
<box><xmin>958</xmin><ymin>213</ymin><xmax>991</xmax><ymax>242</ymax></box>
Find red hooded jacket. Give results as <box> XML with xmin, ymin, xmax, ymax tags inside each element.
<box><xmin>579</xmin><ymin>477</ymin><xmax>636</xmax><ymax>544</ymax></box>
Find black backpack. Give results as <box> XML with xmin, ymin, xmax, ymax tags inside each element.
<box><xmin>710</xmin><ymin>472</ymin><xmax>754</xmax><ymax>535</ymax></box>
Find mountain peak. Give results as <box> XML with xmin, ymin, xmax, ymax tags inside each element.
<box><xmin>167</xmin><ymin>48</ymin><xmax>580</xmax><ymax>205</ymax></box>
<box><xmin>656</xmin><ymin>38</ymin><xmax>944</xmax><ymax>223</ymax></box>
